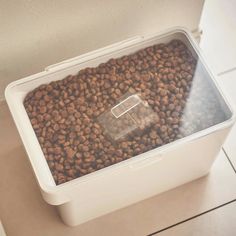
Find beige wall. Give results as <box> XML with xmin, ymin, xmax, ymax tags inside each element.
<box><xmin>0</xmin><ymin>0</ymin><xmax>204</xmax><ymax>100</ymax></box>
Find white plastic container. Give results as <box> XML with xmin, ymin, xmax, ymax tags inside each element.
<box><xmin>5</xmin><ymin>28</ymin><xmax>235</xmax><ymax>226</ymax></box>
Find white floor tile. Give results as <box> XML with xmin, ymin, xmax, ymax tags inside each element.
<box><xmin>157</xmin><ymin>201</ymin><xmax>236</xmax><ymax>236</ymax></box>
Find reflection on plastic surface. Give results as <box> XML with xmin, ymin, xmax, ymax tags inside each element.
<box><xmin>97</xmin><ymin>60</ymin><xmax>232</xmax><ymax>144</ymax></box>
<box><xmin>179</xmin><ymin>61</ymin><xmax>231</xmax><ymax>137</ymax></box>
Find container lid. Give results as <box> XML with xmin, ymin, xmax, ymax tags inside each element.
<box><xmin>23</xmin><ymin>37</ymin><xmax>232</xmax><ymax>185</ymax></box>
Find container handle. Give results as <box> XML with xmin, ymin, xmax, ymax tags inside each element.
<box><xmin>45</xmin><ymin>36</ymin><xmax>143</xmax><ymax>72</ymax></box>
<box><xmin>129</xmin><ymin>152</ymin><xmax>163</xmax><ymax>170</ymax></box>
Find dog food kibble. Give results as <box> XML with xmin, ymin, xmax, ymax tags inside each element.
<box><xmin>24</xmin><ymin>40</ymin><xmax>226</xmax><ymax>184</ymax></box>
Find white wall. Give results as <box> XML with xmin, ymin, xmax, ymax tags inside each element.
<box><xmin>0</xmin><ymin>0</ymin><xmax>204</xmax><ymax>100</ymax></box>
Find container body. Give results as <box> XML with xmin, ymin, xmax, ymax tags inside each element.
<box><xmin>58</xmin><ymin>126</ymin><xmax>231</xmax><ymax>226</ymax></box>
<box><xmin>5</xmin><ymin>28</ymin><xmax>235</xmax><ymax>226</ymax></box>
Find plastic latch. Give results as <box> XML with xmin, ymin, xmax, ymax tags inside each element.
<box><xmin>111</xmin><ymin>95</ymin><xmax>142</xmax><ymax>118</ymax></box>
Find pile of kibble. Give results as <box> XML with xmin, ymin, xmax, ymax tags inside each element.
<box><xmin>24</xmin><ymin>39</ymin><xmax>225</xmax><ymax>184</ymax></box>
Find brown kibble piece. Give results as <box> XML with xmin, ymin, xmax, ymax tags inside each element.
<box><xmin>65</xmin><ymin>147</ymin><xmax>76</xmax><ymax>159</ymax></box>
<box><xmin>54</xmin><ymin>147</ymin><xmax>62</xmax><ymax>155</ymax></box>
<box><xmin>149</xmin><ymin>131</ymin><xmax>158</xmax><ymax>139</ymax></box>
<box><xmin>35</xmin><ymin>91</ymin><xmax>43</xmax><ymax>100</ymax></box>
<box><xmin>39</xmin><ymin>106</ymin><xmax>47</xmax><ymax>114</ymax></box>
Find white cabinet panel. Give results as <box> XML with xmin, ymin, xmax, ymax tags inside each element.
<box><xmin>200</xmin><ymin>0</ymin><xmax>236</xmax><ymax>74</ymax></box>
<box><xmin>216</xmin><ymin>70</ymin><xmax>236</xmax><ymax>170</ymax></box>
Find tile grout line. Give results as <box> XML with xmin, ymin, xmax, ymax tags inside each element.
<box><xmin>217</xmin><ymin>67</ymin><xmax>236</xmax><ymax>76</ymax></box>
<box><xmin>222</xmin><ymin>147</ymin><xmax>236</xmax><ymax>174</ymax></box>
<box><xmin>147</xmin><ymin>148</ymin><xmax>236</xmax><ymax>235</ymax></box>
<box><xmin>147</xmin><ymin>198</ymin><xmax>236</xmax><ymax>236</ymax></box>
